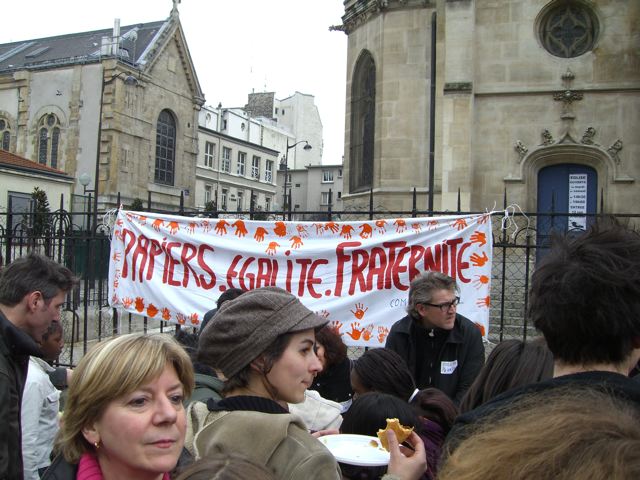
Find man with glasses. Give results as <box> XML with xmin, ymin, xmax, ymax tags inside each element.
<box><xmin>385</xmin><ymin>271</ymin><xmax>484</xmax><ymax>403</ymax></box>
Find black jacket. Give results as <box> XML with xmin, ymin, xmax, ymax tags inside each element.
<box><xmin>385</xmin><ymin>313</ymin><xmax>484</xmax><ymax>403</ymax></box>
<box><xmin>0</xmin><ymin>309</ymin><xmax>43</xmax><ymax>480</ymax></box>
<box><xmin>446</xmin><ymin>370</ymin><xmax>640</xmax><ymax>453</ymax></box>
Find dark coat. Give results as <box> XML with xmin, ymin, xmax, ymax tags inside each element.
<box><xmin>40</xmin><ymin>454</ymin><xmax>76</xmax><ymax>480</ymax></box>
<box><xmin>0</xmin><ymin>309</ymin><xmax>43</xmax><ymax>480</ymax></box>
<box><xmin>385</xmin><ymin>313</ymin><xmax>484</xmax><ymax>403</ymax></box>
<box><xmin>311</xmin><ymin>356</ymin><xmax>353</xmax><ymax>404</ymax></box>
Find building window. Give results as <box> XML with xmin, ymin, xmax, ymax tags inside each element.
<box><xmin>221</xmin><ymin>147</ymin><xmax>231</xmax><ymax>172</ymax></box>
<box><xmin>204</xmin><ymin>141</ymin><xmax>215</xmax><ymax>168</ymax></box>
<box><xmin>237</xmin><ymin>191</ymin><xmax>243</xmax><ymax>211</ymax></box>
<box><xmin>321</xmin><ymin>192</ymin><xmax>331</xmax><ymax>205</ymax></box>
<box><xmin>265</xmin><ymin>197</ymin><xmax>271</xmax><ymax>212</ymax></box>
<box><xmin>338</xmin><ymin>168</ymin><xmax>343</xmax><ymax>178</ymax></box>
<box><xmin>221</xmin><ymin>188</ymin><xmax>228</xmax><ymax>210</ymax></box>
<box><xmin>322</xmin><ymin>170</ymin><xmax>334</xmax><ymax>183</ymax></box>
<box><xmin>539</xmin><ymin>1</ymin><xmax>598</xmax><ymax>58</ymax></box>
<box><xmin>252</xmin><ymin>155</ymin><xmax>260</xmax><ymax>179</ymax></box>
<box><xmin>154</xmin><ymin>109</ymin><xmax>176</xmax><ymax>186</ymax></box>
<box><xmin>337</xmin><ymin>191</ymin><xmax>342</xmax><ymax>199</ymax></box>
<box><xmin>204</xmin><ymin>184</ymin><xmax>212</xmax><ymax>204</ymax></box>
<box><xmin>265</xmin><ymin>160</ymin><xmax>273</xmax><ymax>182</ymax></box>
<box><xmin>37</xmin><ymin>114</ymin><xmax>61</xmax><ymax>169</ymax></box>
<box><xmin>0</xmin><ymin>118</ymin><xmax>11</xmax><ymax>150</ymax></box>
<box><xmin>222</xmin><ymin>119</ymin><xmax>228</xmax><ymax>130</ymax></box>
<box><xmin>7</xmin><ymin>191</ymin><xmax>33</xmax><ymax>242</ymax></box>
<box><xmin>350</xmin><ymin>50</ymin><xmax>375</xmax><ymax>193</ymax></box>
<box><xmin>237</xmin><ymin>152</ymin><xmax>246</xmax><ymax>176</ymax></box>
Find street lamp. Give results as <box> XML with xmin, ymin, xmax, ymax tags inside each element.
<box><xmin>92</xmin><ymin>71</ymin><xmax>139</xmax><ymax>231</ymax></box>
<box><xmin>282</xmin><ymin>140</ymin><xmax>312</xmax><ymax>219</ymax></box>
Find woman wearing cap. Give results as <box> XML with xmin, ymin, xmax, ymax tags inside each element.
<box><xmin>186</xmin><ymin>286</ymin><xmax>427</xmax><ymax>480</ymax></box>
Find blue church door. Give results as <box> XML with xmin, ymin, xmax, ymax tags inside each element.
<box><xmin>537</xmin><ymin>164</ymin><xmax>597</xmax><ymax>251</ymax></box>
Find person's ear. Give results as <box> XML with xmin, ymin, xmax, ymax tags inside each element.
<box><xmin>82</xmin><ymin>423</ymin><xmax>100</xmax><ymax>447</ymax></box>
<box><xmin>25</xmin><ymin>291</ymin><xmax>42</xmax><ymax>313</ymax></box>
<box><xmin>250</xmin><ymin>357</ymin><xmax>266</xmax><ymax>374</ymax></box>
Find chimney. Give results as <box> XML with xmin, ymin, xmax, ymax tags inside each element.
<box><xmin>113</xmin><ymin>18</ymin><xmax>121</xmax><ymax>55</ymax></box>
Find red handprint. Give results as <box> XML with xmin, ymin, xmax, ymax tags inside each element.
<box><xmin>190</xmin><ymin>313</ymin><xmax>200</xmax><ymax>326</ymax></box>
<box><xmin>325</xmin><ymin>221</ymin><xmax>339</xmax><ymax>233</ymax></box>
<box><xmin>478</xmin><ymin>213</ymin><xmax>490</xmax><ymax>224</ymax></box>
<box><xmin>176</xmin><ymin>313</ymin><xmax>187</xmax><ymax>325</ymax></box>
<box><xmin>112</xmin><ymin>252</ymin><xmax>121</xmax><ymax>262</ymax></box>
<box><xmin>232</xmin><ymin>220</ymin><xmax>248</xmax><ymax>237</ymax></box>
<box><xmin>266</xmin><ymin>241</ymin><xmax>280</xmax><ymax>255</ymax></box>
<box><xmin>134</xmin><ymin>297</ymin><xmax>145</xmax><ymax>313</ymax></box>
<box><xmin>290</xmin><ymin>236</ymin><xmax>303</xmax><ymax>249</ymax></box>
<box><xmin>296</xmin><ymin>224</ymin><xmax>309</xmax><ymax>238</ymax></box>
<box><xmin>452</xmin><ymin>218</ymin><xmax>467</xmax><ymax>231</ymax></box>
<box><xmin>254</xmin><ymin>226</ymin><xmax>268</xmax><ymax>242</ymax></box>
<box><xmin>201</xmin><ymin>220</ymin><xmax>212</xmax><ymax>233</ymax></box>
<box><xmin>168</xmin><ymin>221</ymin><xmax>179</xmax><ymax>234</ymax></box>
<box><xmin>412</xmin><ymin>223</ymin><xmax>421</xmax><ymax>233</ymax></box>
<box><xmin>111</xmin><ymin>293</ymin><xmax>119</xmax><ymax>305</ymax></box>
<box><xmin>215</xmin><ymin>219</ymin><xmax>229</xmax><ymax>235</ymax></box>
<box><xmin>394</xmin><ymin>219</ymin><xmax>407</xmax><ymax>233</ymax></box>
<box><xmin>313</xmin><ymin>223</ymin><xmax>325</xmax><ymax>235</ymax></box>
<box><xmin>476</xmin><ymin>296</ymin><xmax>491</xmax><ymax>308</ymax></box>
<box><xmin>350</xmin><ymin>303</ymin><xmax>368</xmax><ymax>320</ymax></box>
<box><xmin>146</xmin><ymin>304</ymin><xmax>159</xmax><ymax>318</ymax></box>
<box><xmin>473</xmin><ymin>274</ymin><xmax>490</xmax><ymax>289</ymax></box>
<box><xmin>274</xmin><ymin>221</ymin><xmax>287</xmax><ymax>237</ymax></box>
<box><xmin>340</xmin><ymin>225</ymin><xmax>354</xmax><ymax>239</ymax></box>
<box><xmin>316</xmin><ymin>309</ymin><xmax>330</xmax><ymax>319</ymax></box>
<box><xmin>470</xmin><ymin>251</ymin><xmax>489</xmax><ymax>267</ymax></box>
<box><xmin>377</xmin><ymin>326</ymin><xmax>390</xmax><ymax>343</ymax></box>
<box><xmin>359</xmin><ymin>224</ymin><xmax>373</xmax><ymax>239</ymax></box>
<box><xmin>137</xmin><ymin>215</ymin><xmax>148</xmax><ymax>225</ymax></box>
<box><xmin>427</xmin><ymin>220</ymin><xmax>438</xmax><ymax>230</ymax></box>
<box><xmin>187</xmin><ymin>222</ymin><xmax>198</xmax><ymax>234</ymax></box>
<box><xmin>121</xmin><ymin>297</ymin><xmax>133</xmax><ymax>309</ymax></box>
<box><xmin>347</xmin><ymin>322</ymin><xmax>364</xmax><ymax>340</ymax></box>
<box><xmin>470</xmin><ymin>230</ymin><xmax>487</xmax><ymax>246</ymax></box>
<box><xmin>161</xmin><ymin>308</ymin><xmax>171</xmax><ymax>321</ymax></box>
<box><xmin>375</xmin><ymin>220</ymin><xmax>387</xmax><ymax>233</ymax></box>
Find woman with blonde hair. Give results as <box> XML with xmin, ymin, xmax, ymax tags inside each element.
<box><xmin>439</xmin><ymin>387</ymin><xmax>640</xmax><ymax>480</ymax></box>
<box><xmin>43</xmin><ymin>333</ymin><xmax>194</xmax><ymax>480</ymax></box>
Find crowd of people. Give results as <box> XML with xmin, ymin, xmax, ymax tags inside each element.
<box><xmin>2</xmin><ymin>220</ymin><xmax>640</xmax><ymax>479</ymax></box>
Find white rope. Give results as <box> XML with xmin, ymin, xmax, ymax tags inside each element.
<box><xmin>501</xmin><ymin>203</ymin><xmax>532</xmax><ymax>241</ymax></box>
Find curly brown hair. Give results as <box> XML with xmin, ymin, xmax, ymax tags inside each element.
<box><xmin>315</xmin><ymin>325</ymin><xmax>347</xmax><ymax>367</ymax></box>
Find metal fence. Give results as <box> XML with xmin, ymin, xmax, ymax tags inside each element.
<box><xmin>2</xmin><ymin>190</ymin><xmax>638</xmax><ymax>366</ymax></box>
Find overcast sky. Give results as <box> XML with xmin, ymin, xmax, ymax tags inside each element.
<box><xmin>2</xmin><ymin>0</ymin><xmax>348</xmax><ymax>164</ymax></box>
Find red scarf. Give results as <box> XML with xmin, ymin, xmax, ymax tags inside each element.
<box><xmin>77</xmin><ymin>453</ymin><xmax>170</xmax><ymax>480</ymax></box>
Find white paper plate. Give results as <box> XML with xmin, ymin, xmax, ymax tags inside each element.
<box><xmin>319</xmin><ymin>434</ymin><xmax>390</xmax><ymax>467</ymax></box>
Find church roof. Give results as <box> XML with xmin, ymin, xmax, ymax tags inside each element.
<box><xmin>0</xmin><ymin>149</ymin><xmax>73</xmax><ymax>180</ymax></box>
<box><xmin>0</xmin><ymin>20</ymin><xmax>165</xmax><ymax>73</ymax></box>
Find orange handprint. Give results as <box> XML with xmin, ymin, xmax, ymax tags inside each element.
<box><xmin>316</xmin><ymin>309</ymin><xmax>330</xmax><ymax>319</ymax></box>
<box><xmin>122</xmin><ymin>297</ymin><xmax>133</xmax><ymax>309</ymax></box>
<box><xmin>134</xmin><ymin>297</ymin><xmax>145</xmax><ymax>313</ymax></box>
<box><xmin>394</xmin><ymin>219</ymin><xmax>407</xmax><ymax>233</ymax></box>
<box><xmin>476</xmin><ymin>296</ymin><xmax>491</xmax><ymax>308</ymax></box>
<box><xmin>137</xmin><ymin>215</ymin><xmax>148</xmax><ymax>225</ymax></box>
<box><xmin>176</xmin><ymin>313</ymin><xmax>187</xmax><ymax>325</ymax></box>
<box><xmin>325</xmin><ymin>221</ymin><xmax>339</xmax><ymax>233</ymax></box>
<box><xmin>474</xmin><ymin>322</ymin><xmax>486</xmax><ymax>336</ymax></box>
<box><xmin>470</xmin><ymin>230</ymin><xmax>487</xmax><ymax>246</ymax></box>
<box><xmin>215</xmin><ymin>219</ymin><xmax>229</xmax><ymax>235</ymax></box>
<box><xmin>146</xmin><ymin>304</ymin><xmax>159</xmax><ymax>318</ymax></box>
<box><xmin>274</xmin><ymin>221</ymin><xmax>287</xmax><ymax>237</ymax></box>
<box><xmin>375</xmin><ymin>220</ymin><xmax>387</xmax><ymax>233</ymax></box>
<box><xmin>470</xmin><ymin>251</ymin><xmax>489</xmax><ymax>267</ymax></box>
<box><xmin>161</xmin><ymin>308</ymin><xmax>172</xmax><ymax>321</ymax></box>
<box><xmin>377</xmin><ymin>326</ymin><xmax>390</xmax><ymax>343</ymax></box>
<box><xmin>473</xmin><ymin>274</ymin><xmax>490</xmax><ymax>289</ymax></box>
<box><xmin>329</xmin><ymin>320</ymin><xmax>343</xmax><ymax>335</ymax></box>
<box><xmin>254</xmin><ymin>226</ymin><xmax>268</xmax><ymax>242</ymax></box>
<box><xmin>452</xmin><ymin>218</ymin><xmax>468</xmax><ymax>231</ymax></box>
<box><xmin>266</xmin><ymin>241</ymin><xmax>280</xmax><ymax>255</ymax></box>
<box><xmin>359</xmin><ymin>223</ymin><xmax>373</xmax><ymax>239</ymax></box>
<box><xmin>168</xmin><ymin>221</ymin><xmax>179</xmax><ymax>234</ymax></box>
<box><xmin>296</xmin><ymin>224</ymin><xmax>309</xmax><ymax>238</ymax></box>
<box><xmin>190</xmin><ymin>313</ymin><xmax>200</xmax><ymax>326</ymax></box>
<box><xmin>350</xmin><ymin>303</ymin><xmax>368</xmax><ymax>320</ymax></box>
<box><xmin>313</xmin><ymin>223</ymin><xmax>325</xmax><ymax>235</ymax></box>
<box><xmin>427</xmin><ymin>220</ymin><xmax>438</xmax><ymax>230</ymax></box>
<box><xmin>362</xmin><ymin>324</ymin><xmax>374</xmax><ymax>342</ymax></box>
<box><xmin>347</xmin><ymin>322</ymin><xmax>364</xmax><ymax>340</ymax></box>
<box><xmin>412</xmin><ymin>223</ymin><xmax>421</xmax><ymax>233</ymax></box>
<box><xmin>187</xmin><ymin>222</ymin><xmax>198</xmax><ymax>234</ymax></box>
<box><xmin>152</xmin><ymin>219</ymin><xmax>164</xmax><ymax>231</ymax></box>
<box><xmin>201</xmin><ymin>220</ymin><xmax>212</xmax><ymax>233</ymax></box>
<box><xmin>478</xmin><ymin>213</ymin><xmax>490</xmax><ymax>224</ymax></box>
<box><xmin>232</xmin><ymin>220</ymin><xmax>248</xmax><ymax>237</ymax></box>
<box><xmin>340</xmin><ymin>224</ymin><xmax>354</xmax><ymax>239</ymax></box>
<box><xmin>290</xmin><ymin>236</ymin><xmax>303</xmax><ymax>249</ymax></box>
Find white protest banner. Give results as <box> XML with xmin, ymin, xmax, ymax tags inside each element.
<box><xmin>108</xmin><ymin>211</ymin><xmax>492</xmax><ymax>346</ymax></box>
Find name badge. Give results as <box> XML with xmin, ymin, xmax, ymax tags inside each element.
<box><xmin>441</xmin><ymin>360</ymin><xmax>458</xmax><ymax>374</ymax></box>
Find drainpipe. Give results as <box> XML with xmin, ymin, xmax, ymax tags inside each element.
<box><xmin>428</xmin><ymin>11</ymin><xmax>437</xmax><ymax>214</ymax></box>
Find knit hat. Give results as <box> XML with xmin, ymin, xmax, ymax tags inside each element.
<box><xmin>198</xmin><ymin>286</ymin><xmax>328</xmax><ymax>378</ymax></box>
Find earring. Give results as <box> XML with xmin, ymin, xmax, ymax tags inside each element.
<box><xmin>94</xmin><ymin>441</ymin><xmax>100</xmax><ymax>450</ymax></box>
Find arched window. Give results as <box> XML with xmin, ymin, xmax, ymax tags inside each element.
<box><xmin>37</xmin><ymin>114</ymin><xmax>61</xmax><ymax>168</ymax></box>
<box><xmin>539</xmin><ymin>1</ymin><xmax>599</xmax><ymax>58</ymax></box>
<box><xmin>349</xmin><ymin>51</ymin><xmax>376</xmax><ymax>193</ymax></box>
<box><xmin>155</xmin><ymin>110</ymin><xmax>176</xmax><ymax>186</ymax></box>
<box><xmin>0</xmin><ymin>118</ymin><xmax>11</xmax><ymax>151</ymax></box>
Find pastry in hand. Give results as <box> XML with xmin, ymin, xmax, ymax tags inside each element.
<box><xmin>376</xmin><ymin>418</ymin><xmax>414</xmax><ymax>451</ymax></box>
